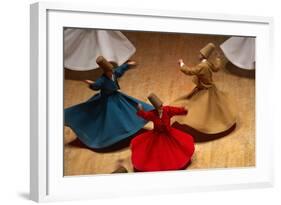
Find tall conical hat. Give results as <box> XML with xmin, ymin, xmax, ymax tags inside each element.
<box><xmin>148</xmin><ymin>93</ymin><xmax>163</xmax><ymax>109</ymax></box>
<box><xmin>96</xmin><ymin>56</ymin><xmax>114</xmax><ymax>72</ymax></box>
<box><xmin>200</xmin><ymin>43</ymin><xmax>215</xmax><ymax>59</ymax></box>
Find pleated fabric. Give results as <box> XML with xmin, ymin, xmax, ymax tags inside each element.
<box><xmin>65</xmin><ymin>64</ymin><xmax>153</xmax><ymax>149</ymax></box>
<box><xmin>64</xmin><ymin>29</ymin><xmax>136</xmax><ymax>71</ymax></box>
<box><xmin>131</xmin><ymin>106</ymin><xmax>195</xmax><ymax>172</ymax></box>
<box><xmin>220</xmin><ymin>37</ymin><xmax>255</xmax><ymax>70</ymax></box>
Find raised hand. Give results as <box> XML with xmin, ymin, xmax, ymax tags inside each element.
<box><xmin>83</xmin><ymin>80</ymin><xmax>94</xmax><ymax>84</ymax></box>
<box><xmin>137</xmin><ymin>103</ymin><xmax>143</xmax><ymax>111</ymax></box>
<box><xmin>178</xmin><ymin>59</ymin><xmax>185</xmax><ymax>67</ymax></box>
<box><xmin>126</xmin><ymin>60</ymin><xmax>137</xmax><ymax>66</ymax></box>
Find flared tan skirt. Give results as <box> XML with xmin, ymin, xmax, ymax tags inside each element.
<box><xmin>170</xmin><ymin>86</ymin><xmax>236</xmax><ymax>134</ymax></box>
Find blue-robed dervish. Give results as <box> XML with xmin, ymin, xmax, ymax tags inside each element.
<box><xmin>64</xmin><ymin>56</ymin><xmax>153</xmax><ymax>149</ymax></box>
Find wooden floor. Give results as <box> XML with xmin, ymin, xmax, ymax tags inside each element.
<box><xmin>64</xmin><ymin>31</ymin><xmax>255</xmax><ymax>176</ymax></box>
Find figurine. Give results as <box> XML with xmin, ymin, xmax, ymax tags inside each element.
<box><xmin>220</xmin><ymin>37</ymin><xmax>255</xmax><ymax>70</ymax></box>
<box><xmin>171</xmin><ymin>43</ymin><xmax>236</xmax><ymax>135</ymax></box>
<box><xmin>64</xmin><ymin>28</ymin><xmax>136</xmax><ymax>71</ymax></box>
<box><xmin>131</xmin><ymin>93</ymin><xmax>195</xmax><ymax>172</ymax></box>
<box><xmin>64</xmin><ymin>56</ymin><xmax>153</xmax><ymax>149</ymax></box>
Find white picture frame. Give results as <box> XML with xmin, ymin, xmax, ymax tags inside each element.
<box><xmin>30</xmin><ymin>1</ymin><xmax>274</xmax><ymax>202</ymax></box>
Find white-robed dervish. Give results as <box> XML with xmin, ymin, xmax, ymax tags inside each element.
<box><xmin>64</xmin><ymin>28</ymin><xmax>136</xmax><ymax>71</ymax></box>
<box><xmin>220</xmin><ymin>37</ymin><xmax>255</xmax><ymax>70</ymax></box>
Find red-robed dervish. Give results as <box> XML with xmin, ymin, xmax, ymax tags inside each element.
<box><xmin>131</xmin><ymin>93</ymin><xmax>195</xmax><ymax>172</ymax></box>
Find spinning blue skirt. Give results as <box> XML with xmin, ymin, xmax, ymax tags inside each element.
<box><xmin>64</xmin><ymin>64</ymin><xmax>153</xmax><ymax>149</ymax></box>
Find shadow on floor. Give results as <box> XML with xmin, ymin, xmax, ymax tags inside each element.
<box><xmin>68</xmin><ymin>128</ymin><xmax>147</xmax><ymax>153</ymax></box>
<box><xmin>172</xmin><ymin>122</ymin><xmax>236</xmax><ymax>143</ymax></box>
<box><xmin>133</xmin><ymin>160</ymin><xmax>192</xmax><ymax>172</ymax></box>
<box><xmin>64</xmin><ymin>62</ymin><xmax>118</xmax><ymax>81</ymax></box>
<box><xmin>225</xmin><ymin>62</ymin><xmax>255</xmax><ymax>79</ymax></box>
<box><xmin>64</xmin><ymin>68</ymin><xmax>103</xmax><ymax>81</ymax></box>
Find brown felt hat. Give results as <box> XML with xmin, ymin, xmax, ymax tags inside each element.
<box><xmin>148</xmin><ymin>93</ymin><xmax>163</xmax><ymax>109</ymax></box>
<box><xmin>200</xmin><ymin>43</ymin><xmax>215</xmax><ymax>59</ymax></box>
<box><xmin>96</xmin><ymin>56</ymin><xmax>114</xmax><ymax>73</ymax></box>
<box><xmin>112</xmin><ymin>166</ymin><xmax>128</xmax><ymax>173</ymax></box>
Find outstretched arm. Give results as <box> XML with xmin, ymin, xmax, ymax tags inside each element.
<box><xmin>87</xmin><ymin>78</ymin><xmax>103</xmax><ymax>91</ymax></box>
<box><xmin>136</xmin><ymin>107</ymin><xmax>155</xmax><ymax>121</ymax></box>
<box><xmin>167</xmin><ymin>106</ymin><xmax>188</xmax><ymax>117</ymax></box>
<box><xmin>178</xmin><ymin>59</ymin><xmax>201</xmax><ymax>76</ymax></box>
<box><xmin>114</xmin><ymin>60</ymin><xmax>137</xmax><ymax>78</ymax></box>
<box><xmin>114</xmin><ymin>63</ymin><xmax>130</xmax><ymax>78</ymax></box>
<box><xmin>180</xmin><ymin>64</ymin><xmax>202</xmax><ymax>75</ymax></box>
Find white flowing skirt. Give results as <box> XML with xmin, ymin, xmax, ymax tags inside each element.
<box><xmin>220</xmin><ymin>37</ymin><xmax>255</xmax><ymax>70</ymax></box>
<box><xmin>64</xmin><ymin>29</ymin><xmax>136</xmax><ymax>71</ymax></box>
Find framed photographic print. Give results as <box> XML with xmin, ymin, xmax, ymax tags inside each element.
<box><xmin>30</xmin><ymin>1</ymin><xmax>274</xmax><ymax>202</ymax></box>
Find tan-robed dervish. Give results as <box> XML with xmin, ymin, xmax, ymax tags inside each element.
<box><xmin>171</xmin><ymin>43</ymin><xmax>237</xmax><ymax>135</ymax></box>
